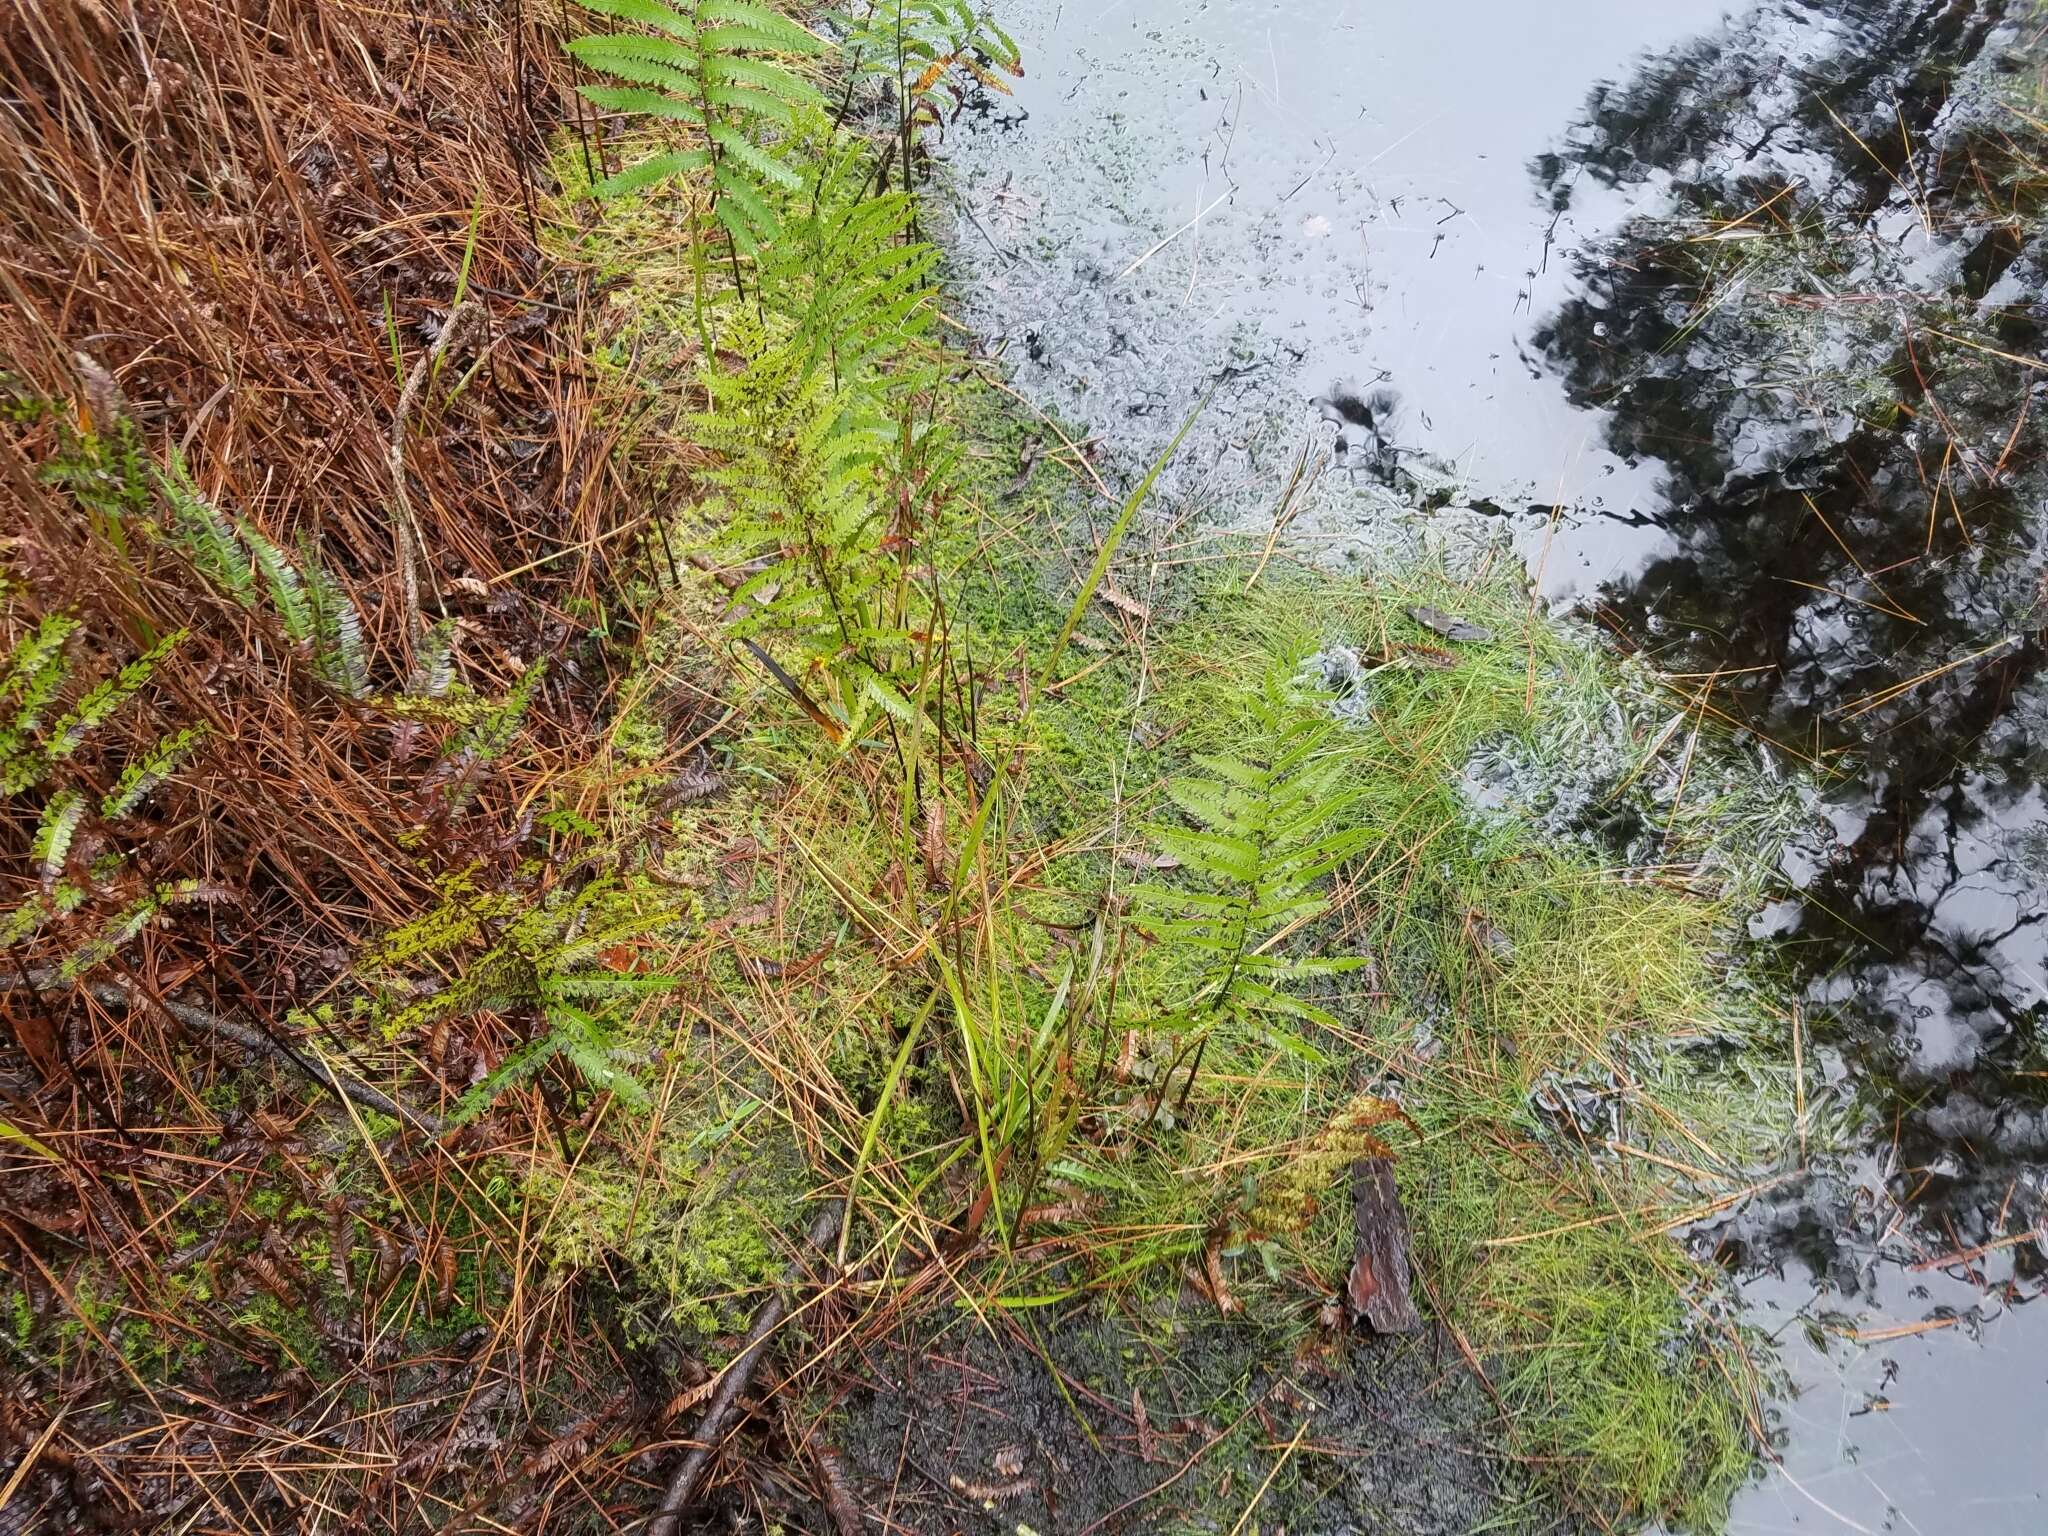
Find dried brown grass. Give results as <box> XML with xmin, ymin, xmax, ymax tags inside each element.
<box><xmin>0</xmin><ymin>3</ymin><xmax>726</xmax><ymax>1529</ymax></box>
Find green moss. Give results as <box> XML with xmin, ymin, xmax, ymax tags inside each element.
<box><xmin>528</xmin><ymin>1079</ymin><xmax>811</xmax><ymax>1350</ymax></box>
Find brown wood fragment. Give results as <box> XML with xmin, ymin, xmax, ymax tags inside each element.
<box><xmin>1202</xmin><ymin>1227</ymin><xmax>1240</xmax><ymax>1314</ymax></box>
<box><xmin>1346</xmin><ymin>1157</ymin><xmax>1421</xmax><ymax>1333</ymax></box>
<box><xmin>809</xmin><ymin>1440</ymin><xmax>863</xmax><ymax>1536</ymax></box>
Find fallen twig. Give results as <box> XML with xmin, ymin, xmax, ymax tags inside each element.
<box><xmin>0</xmin><ymin>969</ymin><xmax>444</xmax><ymax>1136</ymax></box>
<box><xmin>648</xmin><ymin>1202</ymin><xmax>845</xmax><ymax>1536</ymax></box>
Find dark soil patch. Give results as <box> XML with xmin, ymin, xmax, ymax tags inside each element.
<box><xmin>826</xmin><ymin>1303</ymin><xmax>1501</xmax><ymax>1535</ymax></box>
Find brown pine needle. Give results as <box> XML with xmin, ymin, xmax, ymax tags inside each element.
<box><xmin>1833</xmin><ymin>635</ymin><xmax>2023</xmax><ymax>720</ymax></box>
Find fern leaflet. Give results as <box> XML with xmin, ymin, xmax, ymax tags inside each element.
<box><xmin>1134</xmin><ymin>666</ymin><xmax>1374</xmax><ymax>1065</ymax></box>
<box><xmin>569</xmin><ymin>0</ymin><xmax>825</xmax><ymax>251</ymax></box>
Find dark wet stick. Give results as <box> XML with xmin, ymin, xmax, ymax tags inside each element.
<box><xmin>648</xmin><ymin>1203</ymin><xmax>845</xmax><ymax>1536</ymax></box>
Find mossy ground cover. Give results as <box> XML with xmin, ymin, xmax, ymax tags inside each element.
<box><xmin>499</xmin><ymin>161</ymin><xmax>1812</xmax><ymax>1517</ymax></box>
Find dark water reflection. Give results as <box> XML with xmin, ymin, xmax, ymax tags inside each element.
<box><xmin>943</xmin><ymin>0</ymin><xmax>2048</xmax><ymax>1527</ymax></box>
<box><xmin>1532</xmin><ymin>4</ymin><xmax>2048</xmax><ymax>1525</ymax></box>
<box><xmin>1538</xmin><ymin>0</ymin><xmax>2047</xmax><ymax>1276</ymax></box>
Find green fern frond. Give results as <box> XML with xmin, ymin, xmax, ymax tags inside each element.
<box><xmin>700</xmin><ymin>0</ymin><xmax>822</xmax><ymax>52</ymax></box>
<box><xmin>298</xmin><ymin>545</ymin><xmax>370</xmax><ymax>697</ymax></box>
<box><xmin>407</xmin><ymin>620</ymin><xmax>458</xmax><ymax>699</ymax></box>
<box><xmin>557</xmin><ymin>1007</ymin><xmax>650</xmax><ymax>1109</ymax></box>
<box><xmin>59</xmin><ymin>886</ymin><xmax>164</xmax><ymax>981</ymax></box>
<box><xmin>568</xmin><ymin>0</ymin><xmax>824</xmax><ymax>208</ymax></box>
<box><xmin>713</xmin><ymin>175</ymin><xmax>779</xmax><ymax>250</ymax></box>
<box><xmin>441</xmin><ymin>662</ymin><xmax>546</xmax><ymax>810</ymax></box>
<box><xmin>359</xmin><ymin>883</ymin><xmax>525</xmax><ymax>976</ymax></box>
<box><xmin>755</xmin><ymin>142</ymin><xmax>939</xmax><ymax>383</ymax></box>
<box><xmin>592</xmin><ymin>146</ymin><xmax>714</xmax><ymax>198</ymax></box>
<box><xmin>372</xmin><ymin>871</ymin><xmax>685</xmax><ymax>1115</ymax></box>
<box><xmin>573</xmin><ymin>0</ymin><xmax>695</xmax><ymax>37</ymax></box>
<box><xmin>240</xmin><ymin>523</ymin><xmax>313</xmax><ymax>641</ymax></box>
<box><xmin>580</xmin><ymin>84</ymin><xmax>706</xmax><ymax>121</ymax></box>
<box><xmin>46</xmin><ymin>628</ymin><xmax>185</xmax><ymax>763</ymax></box>
<box><xmin>156</xmin><ymin>454</ymin><xmax>256</xmax><ymax>602</ymax></box>
<box><xmin>0</xmin><ymin>614</ymin><xmax>79</xmax><ymax>784</ymax></box>
<box><xmin>1138</xmin><ymin>666</ymin><xmax>1374</xmax><ymax>1039</ymax></box>
<box><xmin>101</xmin><ymin>722</ymin><xmax>210</xmax><ymax>818</ymax></box>
<box><xmin>1</xmin><ymin>614</ymin><xmax>79</xmax><ymax>706</ymax></box>
<box><xmin>30</xmin><ymin>790</ymin><xmax>87</xmax><ymax>885</ymax></box>
<box><xmin>704</xmin><ymin>51</ymin><xmax>816</xmax><ymax>101</ymax></box>
<box><xmin>0</xmin><ymin>896</ymin><xmax>51</xmax><ymax>951</ymax></box>
<box><xmin>567</xmin><ymin>33</ymin><xmax>699</xmax><ymax>91</ymax></box>
<box><xmin>843</xmin><ymin>0</ymin><xmax>1020</xmax><ymax>111</ymax></box>
<box><xmin>545</xmin><ymin>971</ymin><xmax>688</xmax><ymax>1003</ymax></box>
<box><xmin>453</xmin><ymin>1034</ymin><xmax>566</xmax><ymax>1124</ymax></box>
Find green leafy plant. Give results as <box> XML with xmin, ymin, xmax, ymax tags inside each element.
<box><xmin>1</xmin><ymin>617</ymin><xmax>192</xmax><ymax>797</ymax></box>
<box><xmin>692</xmin><ymin>314</ymin><xmax>922</xmax><ymax>738</ymax></box>
<box><xmin>754</xmin><ymin>133</ymin><xmax>939</xmax><ymax>387</ymax></box>
<box><xmin>39</xmin><ymin>415</ymin><xmax>149</xmax><ymax>559</ymax></box>
<box><xmin>1132</xmin><ymin>665</ymin><xmax>1374</xmax><ymax>1113</ymax></box>
<box><xmin>162</xmin><ymin>488</ymin><xmax>371</xmax><ymax>699</ymax></box>
<box><xmin>48</xmin><ymin>428</ymin><xmax>375</xmax><ymax>700</ymax></box>
<box><xmin>362</xmin><ymin>870</ymin><xmax>693</xmax><ymax>1119</ymax></box>
<box><xmin>0</xmin><ymin>615</ymin><xmax>216</xmax><ymax>977</ymax></box>
<box><xmin>568</xmin><ymin>0</ymin><xmax>825</xmax><ymax>241</ymax></box>
<box><xmin>839</xmin><ymin>0</ymin><xmax>1020</xmax><ymax>198</ymax></box>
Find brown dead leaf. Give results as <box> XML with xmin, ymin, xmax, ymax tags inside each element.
<box><xmin>660</xmin><ymin>1375</ymin><xmax>715</xmax><ymax>1422</ymax></box>
<box><xmin>1203</xmin><ymin>1229</ymin><xmax>1240</xmax><ymax>1315</ymax></box>
<box><xmin>921</xmin><ymin>795</ymin><xmax>951</xmax><ymax>891</ymax></box>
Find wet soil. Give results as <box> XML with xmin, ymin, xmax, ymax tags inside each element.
<box><xmin>832</xmin><ymin>1308</ymin><xmax>1500</xmax><ymax>1534</ymax></box>
<box><xmin>932</xmin><ymin>0</ymin><xmax>2048</xmax><ymax>1530</ymax></box>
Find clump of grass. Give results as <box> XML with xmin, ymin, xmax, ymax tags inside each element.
<box><xmin>1410</xmin><ymin>1078</ymin><xmax>1758</xmax><ymax>1529</ymax></box>
<box><xmin>1011</xmin><ymin>549</ymin><xmax>1795</xmax><ymax>1530</ymax></box>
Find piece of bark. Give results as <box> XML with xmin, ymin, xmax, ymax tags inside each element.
<box><xmin>1346</xmin><ymin>1157</ymin><xmax>1421</xmax><ymax>1333</ymax></box>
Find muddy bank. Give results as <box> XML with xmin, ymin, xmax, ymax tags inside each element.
<box><xmin>834</xmin><ymin>1311</ymin><xmax>1499</xmax><ymax>1534</ymax></box>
